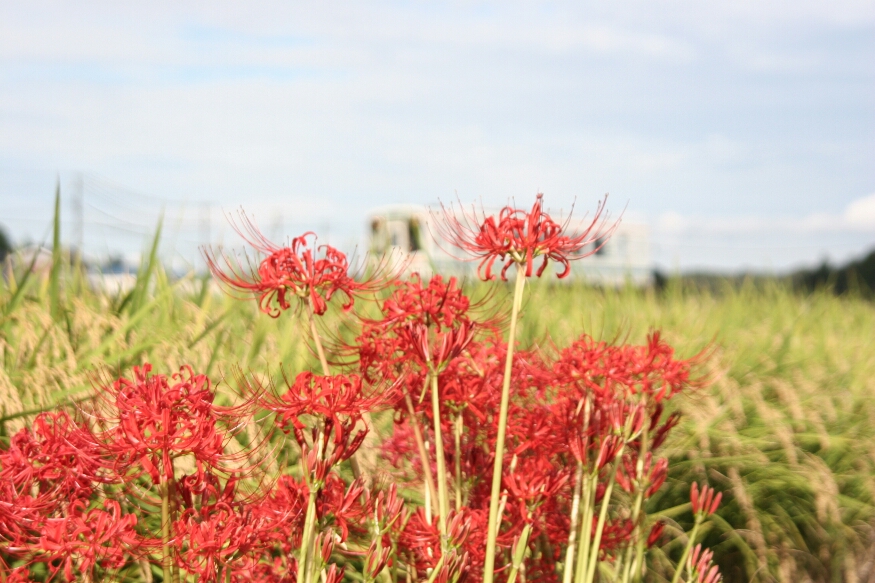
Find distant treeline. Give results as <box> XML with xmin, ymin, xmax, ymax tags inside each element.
<box><xmin>654</xmin><ymin>247</ymin><xmax>875</xmax><ymax>297</ymax></box>
<box><xmin>790</xmin><ymin>248</ymin><xmax>875</xmax><ymax>296</ymax></box>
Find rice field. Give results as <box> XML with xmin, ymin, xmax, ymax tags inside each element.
<box><xmin>2</xmin><ymin>239</ymin><xmax>875</xmax><ymax>582</ymax></box>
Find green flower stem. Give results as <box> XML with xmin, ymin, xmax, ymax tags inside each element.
<box><xmin>506</xmin><ymin>523</ymin><xmax>533</xmax><ymax>583</ymax></box>
<box><xmin>620</xmin><ymin>421</ymin><xmax>650</xmax><ymax>583</ymax></box>
<box><xmin>429</xmin><ymin>369</ymin><xmax>450</xmax><ymax>540</ymax></box>
<box><xmin>425</xmin><ymin>553</ymin><xmax>447</xmax><ymax>583</ymax></box>
<box><xmin>307</xmin><ymin>304</ymin><xmax>331</xmax><ymax>377</ymax></box>
<box><xmin>454</xmin><ymin>413</ymin><xmax>463</xmax><ymax>511</ymax></box>
<box><xmin>298</xmin><ymin>486</ymin><xmax>319</xmax><ymax>583</ymax></box>
<box><xmin>583</xmin><ymin>443</ymin><xmax>626</xmax><ymax>583</ymax></box>
<box><xmin>404</xmin><ymin>390</ymin><xmax>439</xmax><ymax>523</ymax></box>
<box><xmin>669</xmin><ymin>517</ymin><xmax>702</xmax><ymax>583</ymax></box>
<box><xmin>160</xmin><ymin>476</ymin><xmax>173</xmax><ymax>583</ymax></box>
<box><xmin>562</xmin><ymin>461</ymin><xmax>584</xmax><ymax>583</ymax></box>
<box><xmin>573</xmin><ymin>472</ymin><xmax>596</xmax><ymax>583</ymax></box>
<box><xmin>301</xmin><ymin>302</ymin><xmax>328</xmax><ymax>583</ymax></box>
<box><xmin>308</xmin><ymin>300</ymin><xmax>374</xmax><ymax>486</ymax></box>
<box><xmin>483</xmin><ymin>264</ymin><xmax>527</xmax><ymax>583</ymax></box>
<box><xmin>573</xmin><ymin>399</ymin><xmax>595</xmax><ymax>583</ymax></box>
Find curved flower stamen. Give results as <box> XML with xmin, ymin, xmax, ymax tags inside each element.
<box><xmin>204</xmin><ymin>213</ymin><xmax>393</xmax><ymax>317</ymax></box>
<box><xmin>433</xmin><ymin>193</ymin><xmax>617</xmax><ymax>281</ymax></box>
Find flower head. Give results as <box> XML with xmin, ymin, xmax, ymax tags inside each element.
<box><xmin>205</xmin><ymin>214</ymin><xmax>390</xmax><ymax>317</ymax></box>
<box><xmin>89</xmin><ymin>364</ymin><xmax>234</xmax><ymax>484</ymax></box>
<box><xmin>33</xmin><ymin>499</ymin><xmax>139</xmax><ymax>581</ymax></box>
<box><xmin>689</xmin><ymin>544</ymin><xmax>723</xmax><ymax>583</ymax></box>
<box><xmin>690</xmin><ymin>482</ymin><xmax>722</xmax><ymax>517</ymax></box>
<box><xmin>435</xmin><ymin>193</ymin><xmax>615</xmax><ymax>280</ymax></box>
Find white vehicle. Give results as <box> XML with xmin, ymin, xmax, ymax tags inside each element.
<box><xmin>366</xmin><ymin>204</ymin><xmax>652</xmax><ymax>286</ymax></box>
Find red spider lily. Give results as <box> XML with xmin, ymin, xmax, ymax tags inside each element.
<box><xmin>563</xmin><ymin>397</ymin><xmax>627</xmax><ymax>469</ymax></box>
<box><xmin>436</xmin><ymin>340</ymin><xmax>505</xmax><ymax>423</ymax></box>
<box><xmin>174</xmin><ymin>502</ymin><xmax>275</xmax><ymax>582</ymax></box>
<box><xmin>205</xmin><ymin>215</ymin><xmax>391</xmax><ymax>317</ymax></box>
<box><xmin>690</xmin><ymin>483</ymin><xmax>722</xmax><ymax>517</ymax></box>
<box><xmin>258</xmin><ymin>475</ymin><xmax>309</xmax><ymax>552</ymax></box>
<box><xmin>397</xmin><ymin>321</ymin><xmax>477</xmax><ymax>369</ymax></box>
<box><xmin>231</xmin><ymin>557</ymin><xmax>297</xmax><ymax>583</ymax></box>
<box><xmin>354</xmin><ymin>274</ymin><xmax>500</xmax><ymax>390</ymax></box>
<box><xmin>503</xmin><ymin>456</ymin><xmax>569</xmax><ymax>520</ymax></box>
<box><xmin>316</xmin><ymin>476</ymin><xmax>368</xmax><ymax>542</ymax></box>
<box><xmin>554</xmin><ymin>333</ymin><xmax>701</xmax><ymax>403</ymax></box>
<box><xmin>261</xmin><ymin>371</ymin><xmax>380</xmax><ymax>484</ymax></box>
<box><xmin>356</xmin><ymin>324</ymin><xmax>409</xmax><ymax>383</ymax></box>
<box><xmin>1</xmin><ymin>567</ymin><xmax>32</xmax><ymax>583</ymax></box>
<box><xmin>399</xmin><ymin>507</ymin><xmax>482</xmax><ymax>579</ymax></box>
<box><xmin>646</xmin><ymin>521</ymin><xmax>665</xmax><ymax>547</ymax></box>
<box><xmin>0</xmin><ymin>411</ymin><xmax>106</xmax><ymax>498</ymax></box>
<box><xmin>266</xmin><ymin>371</ymin><xmax>382</xmax><ymax>432</ymax></box>
<box><xmin>596</xmin><ymin>518</ymin><xmax>636</xmax><ymax>558</ymax></box>
<box><xmin>355</xmin><ymin>274</ymin><xmax>476</xmax><ymax>377</ymax></box>
<box><xmin>379</xmin><ymin>274</ymin><xmax>472</xmax><ymax>330</ymax></box>
<box><xmin>689</xmin><ymin>544</ymin><xmax>722</xmax><ymax>583</ymax></box>
<box><xmin>615</xmin><ymin>453</ymin><xmax>668</xmax><ymax>498</ymax></box>
<box><xmin>322</xmin><ymin>563</ymin><xmax>346</xmax><ymax>583</ymax></box>
<box><xmin>434</xmin><ymin>193</ymin><xmax>614</xmax><ymax>280</ymax></box>
<box><xmin>371</xmin><ymin>483</ymin><xmax>406</xmax><ymax>531</ymax></box>
<box><xmin>28</xmin><ymin>499</ymin><xmax>139</xmax><ymax>581</ymax></box>
<box><xmin>647</xmin><ymin>404</ymin><xmax>682</xmax><ymax>450</ymax></box>
<box><xmin>89</xmin><ymin>364</ymin><xmax>235</xmax><ymax>485</ymax></box>
<box><xmin>364</xmin><ymin>538</ymin><xmax>392</xmax><ymax>580</ymax></box>
<box><xmin>433</xmin><ymin>549</ymin><xmax>470</xmax><ymax>583</ymax></box>
<box><xmin>299</xmin><ymin>421</ymin><xmax>368</xmax><ymax>485</ymax></box>
<box><xmin>363</xmin><ymin>486</ymin><xmax>406</xmax><ymax>579</ymax></box>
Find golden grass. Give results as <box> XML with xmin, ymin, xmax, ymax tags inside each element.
<box><xmin>2</xmin><ymin>266</ymin><xmax>875</xmax><ymax>582</ymax></box>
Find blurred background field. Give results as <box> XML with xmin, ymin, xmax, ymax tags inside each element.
<box><xmin>2</xmin><ymin>218</ymin><xmax>875</xmax><ymax>582</ymax></box>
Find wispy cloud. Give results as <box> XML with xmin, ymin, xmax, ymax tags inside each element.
<box><xmin>657</xmin><ymin>193</ymin><xmax>875</xmax><ymax>234</ymax></box>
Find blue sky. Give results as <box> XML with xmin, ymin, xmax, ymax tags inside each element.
<box><xmin>1</xmin><ymin>1</ymin><xmax>873</xmax><ymax>272</ymax></box>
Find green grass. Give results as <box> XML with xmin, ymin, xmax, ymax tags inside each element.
<box><xmin>523</xmin><ymin>278</ymin><xmax>875</xmax><ymax>582</ymax></box>
<box><xmin>2</xmin><ymin>245</ymin><xmax>874</xmax><ymax>581</ymax></box>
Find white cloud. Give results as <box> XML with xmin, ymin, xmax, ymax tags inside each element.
<box><xmin>845</xmin><ymin>193</ymin><xmax>875</xmax><ymax>228</ymax></box>
<box><xmin>658</xmin><ymin>194</ymin><xmax>875</xmax><ymax>236</ymax></box>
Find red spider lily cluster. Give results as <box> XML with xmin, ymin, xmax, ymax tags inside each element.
<box><xmin>1</xmin><ymin>194</ymin><xmax>724</xmax><ymax>583</ymax></box>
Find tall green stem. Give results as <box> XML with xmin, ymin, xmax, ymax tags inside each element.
<box><xmin>299</xmin><ymin>303</ymin><xmax>331</xmax><ymax>583</ymax></box>
<box><xmin>669</xmin><ymin>519</ymin><xmax>701</xmax><ymax>583</ymax></box>
<box><xmin>298</xmin><ymin>486</ymin><xmax>319</xmax><ymax>583</ymax></box>
<box><xmin>404</xmin><ymin>390</ymin><xmax>439</xmax><ymax>522</ymax></box>
<box><xmin>308</xmin><ymin>306</ymin><xmax>331</xmax><ymax>376</ymax></box>
<box><xmin>483</xmin><ymin>265</ymin><xmax>527</xmax><ymax>583</ymax></box>
<box><xmin>583</xmin><ymin>444</ymin><xmax>626</xmax><ymax>583</ymax></box>
<box><xmin>429</xmin><ymin>370</ymin><xmax>450</xmax><ymax>539</ymax></box>
<box><xmin>506</xmin><ymin>523</ymin><xmax>533</xmax><ymax>583</ymax></box>
<box><xmin>454</xmin><ymin>413</ymin><xmax>463</xmax><ymax>511</ymax></box>
<box><xmin>562</xmin><ymin>461</ymin><xmax>584</xmax><ymax>583</ymax></box>
<box><xmin>160</xmin><ymin>477</ymin><xmax>173</xmax><ymax>583</ymax></box>
<box><xmin>573</xmin><ymin>398</ymin><xmax>594</xmax><ymax>583</ymax></box>
<box><xmin>309</xmin><ymin>301</ymin><xmax>374</xmax><ymax>485</ymax></box>
<box><xmin>424</xmin><ymin>554</ymin><xmax>447</xmax><ymax>583</ymax></box>
<box><xmin>574</xmin><ymin>473</ymin><xmax>596</xmax><ymax>583</ymax></box>
<box><xmin>621</xmin><ymin>421</ymin><xmax>650</xmax><ymax>583</ymax></box>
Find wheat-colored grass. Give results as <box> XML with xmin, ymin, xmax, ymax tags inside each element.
<box><xmin>2</xmin><ymin>264</ymin><xmax>874</xmax><ymax>582</ymax></box>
